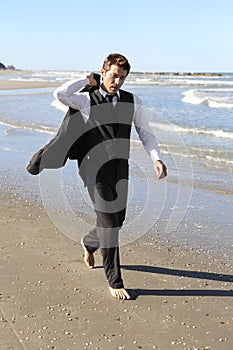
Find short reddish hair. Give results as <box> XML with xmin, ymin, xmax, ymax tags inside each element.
<box><xmin>102</xmin><ymin>53</ymin><xmax>131</xmax><ymax>75</ymax></box>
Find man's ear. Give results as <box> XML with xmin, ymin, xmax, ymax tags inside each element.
<box><xmin>101</xmin><ymin>68</ymin><xmax>106</xmax><ymax>77</ymax></box>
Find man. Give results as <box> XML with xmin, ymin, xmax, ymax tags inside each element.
<box><xmin>28</xmin><ymin>53</ymin><xmax>167</xmax><ymax>300</ymax></box>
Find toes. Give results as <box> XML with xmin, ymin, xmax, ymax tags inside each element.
<box><xmin>124</xmin><ymin>292</ymin><xmax>131</xmax><ymax>300</ymax></box>
<box><xmin>84</xmin><ymin>256</ymin><xmax>94</xmax><ymax>269</ymax></box>
<box><xmin>83</xmin><ymin>249</ymin><xmax>95</xmax><ymax>269</ymax></box>
<box><xmin>109</xmin><ymin>287</ymin><xmax>131</xmax><ymax>300</ymax></box>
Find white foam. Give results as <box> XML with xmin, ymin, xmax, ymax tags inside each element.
<box><xmin>51</xmin><ymin>99</ymin><xmax>68</xmax><ymax>112</ymax></box>
<box><xmin>208</xmin><ymin>100</ymin><xmax>233</xmax><ymax>109</ymax></box>
<box><xmin>6</xmin><ymin>70</ymin><xmax>233</xmax><ymax>88</ymax></box>
<box><xmin>205</xmin><ymin>155</ymin><xmax>233</xmax><ymax>165</ymax></box>
<box><xmin>10</xmin><ymin>77</ymin><xmax>57</xmax><ymax>83</ymax></box>
<box><xmin>0</xmin><ymin>120</ymin><xmax>56</xmax><ymax>135</ymax></box>
<box><xmin>168</xmin><ymin>78</ymin><xmax>233</xmax><ymax>86</ymax></box>
<box><xmin>182</xmin><ymin>89</ymin><xmax>233</xmax><ymax>109</ymax></box>
<box><xmin>150</xmin><ymin>121</ymin><xmax>233</xmax><ymax>140</ymax></box>
<box><xmin>0</xmin><ymin>145</ymin><xmax>27</xmax><ymax>153</ymax></box>
<box><xmin>135</xmin><ymin>78</ymin><xmax>152</xmax><ymax>82</ymax></box>
<box><xmin>182</xmin><ymin>89</ymin><xmax>205</xmax><ymax>105</ymax></box>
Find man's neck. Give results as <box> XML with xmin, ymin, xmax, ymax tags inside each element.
<box><xmin>100</xmin><ymin>83</ymin><xmax>111</xmax><ymax>94</ymax></box>
<box><xmin>100</xmin><ymin>84</ymin><xmax>120</xmax><ymax>97</ymax></box>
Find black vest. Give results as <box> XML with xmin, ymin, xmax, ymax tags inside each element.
<box><xmin>26</xmin><ymin>84</ymin><xmax>134</xmax><ymax>184</ymax></box>
<box><xmin>78</xmin><ymin>88</ymin><xmax>134</xmax><ymax>186</ymax></box>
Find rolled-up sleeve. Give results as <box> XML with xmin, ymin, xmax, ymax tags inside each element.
<box><xmin>53</xmin><ymin>76</ymin><xmax>90</xmax><ymax>111</ymax></box>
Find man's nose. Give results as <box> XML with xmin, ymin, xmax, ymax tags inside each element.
<box><xmin>114</xmin><ymin>77</ymin><xmax>120</xmax><ymax>85</ymax></box>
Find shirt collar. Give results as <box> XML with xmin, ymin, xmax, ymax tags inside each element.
<box><xmin>99</xmin><ymin>85</ymin><xmax>120</xmax><ymax>99</ymax></box>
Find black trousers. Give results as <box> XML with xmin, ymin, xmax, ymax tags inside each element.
<box><xmin>82</xmin><ymin>181</ymin><xmax>128</xmax><ymax>289</ymax></box>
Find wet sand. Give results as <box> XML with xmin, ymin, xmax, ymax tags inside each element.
<box><xmin>0</xmin><ymin>194</ymin><xmax>232</xmax><ymax>350</ymax></box>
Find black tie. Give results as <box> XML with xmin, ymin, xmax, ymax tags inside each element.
<box><xmin>106</xmin><ymin>93</ymin><xmax>117</xmax><ymax>104</ymax></box>
<box><xmin>106</xmin><ymin>94</ymin><xmax>119</xmax><ymax>135</ymax></box>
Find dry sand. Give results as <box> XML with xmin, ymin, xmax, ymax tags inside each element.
<box><xmin>0</xmin><ymin>81</ymin><xmax>59</xmax><ymax>90</ymax></box>
<box><xmin>0</xmin><ymin>194</ymin><xmax>232</xmax><ymax>350</ymax></box>
<box><xmin>0</xmin><ymin>70</ymin><xmax>59</xmax><ymax>90</ymax></box>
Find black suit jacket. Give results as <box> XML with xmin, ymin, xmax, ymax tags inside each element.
<box><xmin>26</xmin><ymin>74</ymin><xmax>100</xmax><ymax>175</ymax></box>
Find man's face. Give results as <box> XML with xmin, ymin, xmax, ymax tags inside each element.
<box><xmin>101</xmin><ymin>64</ymin><xmax>128</xmax><ymax>94</ymax></box>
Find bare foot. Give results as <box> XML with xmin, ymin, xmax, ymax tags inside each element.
<box><xmin>84</xmin><ymin>249</ymin><xmax>95</xmax><ymax>269</ymax></box>
<box><xmin>81</xmin><ymin>241</ymin><xmax>95</xmax><ymax>269</ymax></box>
<box><xmin>109</xmin><ymin>287</ymin><xmax>131</xmax><ymax>300</ymax></box>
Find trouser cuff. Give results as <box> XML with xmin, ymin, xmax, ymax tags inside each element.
<box><xmin>109</xmin><ymin>281</ymin><xmax>124</xmax><ymax>289</ymax></box>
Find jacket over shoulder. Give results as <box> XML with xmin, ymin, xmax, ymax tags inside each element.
<box><xmin>26</xmin><ymin>76</ymin><xmax>100</xmax><ymax>175</ymax></box>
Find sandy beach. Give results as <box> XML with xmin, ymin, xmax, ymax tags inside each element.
<box><xmin>0</xmin><ymin>71</ymin><xmax>59</xmax><ymax>90</ymax></box>
<box><xmin>0</xmin><ymin>74</ymin><xmax>233</xmax><ymax>350</ymax></box>
<box><xmin>0</xmin><ymin>80</ymin><xmax>59</xmax><ymax>90</ymax></box>
<box><xmin>0</xmin><ymin>192</ymin><xmax>232</xmax><ymax>350</ymax></box>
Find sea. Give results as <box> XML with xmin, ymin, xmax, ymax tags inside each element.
<box><xmin>0</xmin><ymin>70</ymin><xmax>232</xmax><ymax>261</ymax></box>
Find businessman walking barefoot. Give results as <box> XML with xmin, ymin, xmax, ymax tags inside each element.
<box><xmin>53</xmin><ymin>53</ymin><xmax>167</xmax><ymax>299</ymax></box>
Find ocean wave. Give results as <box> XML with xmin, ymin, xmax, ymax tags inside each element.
<box><xmin>0</xmin><ymin>87</ymin><xmax>54</xmax><ymax>96</ymax></box>
<box><xmin>10</xmin><ymin>77</ymin><xmax>57</xmax><ymax>83</ymax></box>
<box><xmin>0</xmin><ymin>120</ymin><xmax>56</xmax><ymax>135</ymax></box>
<box><xmin>158</xmin><ymin>144</ymin><xmax>233</xmax><ymax>167</ymax></box>
<box><xmin>126</xmin><ymin>78</ymin><xmax>233</xmax><ymax>87</ymax></box>
<box><xmin>182</xmin><ymin>89</ymin><xmax>233</xmax><ymax>109</ymax></box>
<box><xmin>51</xmin><ymin>99</ymin><xmax>69</xmax><ymax>112</ymax></box>
<box><xmin>205</xmin><ymin>155</ymin><xmax>233</xmax><ymax>165</ymax></box>
<box><xmin>0</xmin><ymin>145</ymin><xmax>28</xmax><ymax>153</ymax></box>
<box><xmin>9</xmin><ymin>70</ymin><xmax>233</xmax><ymax>88</ymax></box>
<box><xmin>130</xmin><ymin>139</ymin><xmax>233</xmax><ymax>167</ymax></box>
<box><xmin>150</xmin><ymin>122</ymin><xmax>233</xmax><ymax>140</ymax></box>
<box><xmin>31</xmin><ymin>70</ymin><xmax>87</xmax><ymax>82</ymax></box>
<box><xmin>207</xmin><ymin>100</ymin><xmax>233</xmax><ymax>108</ymax></box>
<box><xmin>34</xmin><ymin>70</ymin><xmax>86</xmax><ymax>77</ymax></box>
<box><xmin>167</xmin><ymin>78</ymin><xmax>233</xmax><ymax>86</ymax></box>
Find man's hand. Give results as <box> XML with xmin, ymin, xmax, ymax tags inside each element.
<box><xmin>87</xmin><ymin>73</ymin><xmax>98</xmax><ymax>86</ymax></box>
<box><xmin>154</xmin><ymin>160</ymin><xmax>167</xmax><ymax>180</ymax></box>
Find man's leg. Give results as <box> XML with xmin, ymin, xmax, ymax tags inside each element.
<box><xmin>81</xmin><ymin>230</ymin><xmax>97</xmax><ymax>269</ymax></box>
<box><xmin>81</xmin><ymin>184</ymin><xmax>100</xmax><ymax>268</ymax></box>
<box><xmin>82</xmin><ymin>182</ymin><xmax>130</xmax><ymax>299</ymax></box>
<box><xmin>95</xmin><ymin>183</ymin><xmax>130</xmax><ymax>299</ymax></box>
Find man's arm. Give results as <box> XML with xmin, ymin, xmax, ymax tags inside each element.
<box><xmin>133</xmin><ymin>94</ymin><xmax>167</xmax><ymax>179</ymax></box>
<box><xmin>53</xmin><ymin>74</ymin><xmax>98</xmax><ymax>110</ymax></box>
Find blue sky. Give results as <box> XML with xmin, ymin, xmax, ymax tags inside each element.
<box><xmin>1</xmin><ymin>0</ymin><xmax>233</xmax><ymax>72</ymax></box>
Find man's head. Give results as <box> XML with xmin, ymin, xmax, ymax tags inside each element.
<box><xmin>101</xmin><ymin>53</ymin><xmax>131</xmax><ymax>94</ymax></box>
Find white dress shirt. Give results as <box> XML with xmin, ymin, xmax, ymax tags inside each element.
<box><xmin>53</xmin><ymin>76</ymin><xmax>161</xmax><ymax>162</ymax></box>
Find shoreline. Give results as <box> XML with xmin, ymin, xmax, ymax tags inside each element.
<box><xmin>0</xmin><ymin>192</ymin><xmax>233</xmax><ymax>349</ymax></box>
<box><xmin>0</xmin><ymin>69</ymin><xmax>230</xmax><ymax>91</ymax></box>
<box><xmin>0</xmin><ymin>132</ymin><xmax>232</xmax><ymax>263</ymax></box>
<box><xmin>0</xmin><ymin>70</ymin><xmax>60</xmax><ymax>90</ymax></box>
<box><xmin>0</xmin><ymin>69</ymin><xmax>226</xmax><ymax>76</ymax></box>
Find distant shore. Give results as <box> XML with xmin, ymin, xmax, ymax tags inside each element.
<box><xmin>0</xmin><ymin>69</ymin><xmax>224</xmax><ymax>91</ymax></box>
<box><xmin>130</xmin><ymin>71</ymin><xmax>223</xmax><ymax>76</ymax></box>
<box><xmin>0</xmin><ymin>69</ymin><xmax>224</xmax><ymax>77</ymax></box>
<box><xmin>0</xmin><ymin>69</ymin><xmax>22</xmax><ymax>76</ymax></box>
